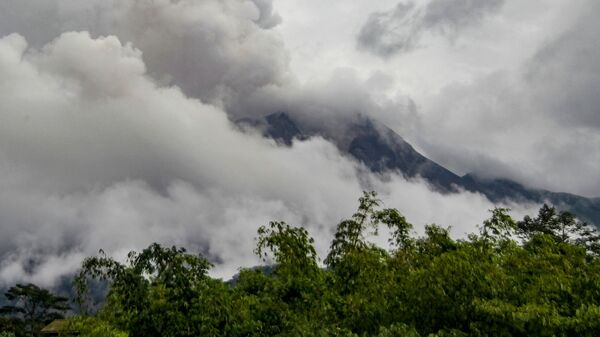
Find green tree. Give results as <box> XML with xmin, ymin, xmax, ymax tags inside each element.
<box><xmin>517</xmin><ymin>204</ymin><xmax>600</xmax><ymax>253</ymax></box>
<box><xmin>75</xmin><ymin>243</ymin><xmax>218</xmax><ymax>337</ymax></box>
<box><xmin>64</xmin><ymin>316</ymin><xmax>128</xmax><ymax>337</ymax></box>
<box><xmin>0</xmin><ymin>284</ymin><xmax>69</xmax><ymax>337</ymax></box>
<box><xmin>325</xmin><ymin>191</ymin><xmax>382</xmax><ymax>268</ymax></box>
<box><xmin>480</xmin><ymin>208</ymin><xmax>517</xmax><ymax>243</ymax></box>
<box><xmin>65</xmin><ymin>193</ymin><xmax>600</xmax><ymax>337</ymax></box>
<box><xmin>256</xmin><ymin>221</ymin><xmax>319</xmax><ymax>276</ymax></box>
<box><xmin>325</xmin><ymin>192</ymin><xmax>411</xmax><ymax>335</ymax></box>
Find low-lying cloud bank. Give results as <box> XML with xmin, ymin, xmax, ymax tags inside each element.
<box><xmin>0</xmin><ymin>32</ymin><xmax>533</xmax><ymax>287</ymax></box>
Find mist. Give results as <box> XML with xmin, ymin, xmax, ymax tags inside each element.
<box><xmin>0</xmin><ymin>29</ymin><xmax>531</xmax><ymax>286</ymax></box>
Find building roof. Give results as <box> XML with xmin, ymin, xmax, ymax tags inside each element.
<box><xmin>41</xmin><ymin>319</ymin><xmax>79</xmax><ymax>335</ymax></box>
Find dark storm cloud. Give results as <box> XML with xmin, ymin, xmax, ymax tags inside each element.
<box><xmin>357</xmin><ymin>0</ymin><xmax>505</xmax><ymax>57</ymax></box>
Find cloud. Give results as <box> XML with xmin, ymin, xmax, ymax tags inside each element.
<box><xmin>249</xmin><ymin>0</ymin><xmax>283</xmax><ymax>29</ymax></box>
<box><xmin>0</xmin><ymin>31</ymin><xmax>528</xmax><ymax>287</ymax></box>
<box><xmin>408</xmin><ymin>2</ymin><xmax>600</xmax><ymax>197</ymax></box>
<box><xmin>0</xmin><ymin>31</ymin><xmax>358</xmax><ymax>284</ymax></box>
<box><xmin>229</xmin><ymin>67</ymin><xmax>420</xmax><ymax>147</ymax></box>
<box><xmin>357</xmin><ymin>0</ymin><xmax>505</xmax><ymax>57</ymax></box>
<box><xmin>357</xmin><ymin>2</ymin><xmax>421</xmax><ymax>57</ymax></box>
<box><xmin>0</xmin><ymin>0</ymin><xmax>415</xmax><ymax>125</ymax></box>
<box><xmin>423</xmin><ymin>0</ymin><xmax>505</xmax><ymax>33</ymax></box>
<box><xmin>0</xmin><ymin>0</ymin><xmax>289</xmax><ymax>111</ymax></box>
<box><xmin>525</xmin><ymin>3</ymin><xmax>600</xmax><ymax>129</ymax></box>
<box><xmin>4</xmin><ymin>0</ymin><xmax>581</xmax><ymax>289</ymax></box>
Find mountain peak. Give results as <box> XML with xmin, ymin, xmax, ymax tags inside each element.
<box><xmin>264</xmin><ymin>112</ymin><xmax>305</xmax><ymax>146</ymax></box>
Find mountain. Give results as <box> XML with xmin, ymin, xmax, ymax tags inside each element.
<box><xmin>238</xmin><ymin>112</ymin><xmax>600</xmax><ymax>226</ymax></box>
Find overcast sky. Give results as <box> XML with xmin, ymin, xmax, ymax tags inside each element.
<box><xmin>0</xmin><ymin>0</ymin><xmax>597</xmax><ymax>286</ymax></box>
<box><xmin>273</xmin><ymin>0</ymin><xmax>599</xmax><ymax>197</ymax></box>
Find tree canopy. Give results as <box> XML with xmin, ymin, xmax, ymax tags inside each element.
<box><xmin>3</xmin><ymin>192</ymin><xmax>600</xmax><ymax>337</ymax></box>
<box><xmin>0</xmin><ymin>283</ymin><xmax>69</xmax><ymax>337</ymax></box>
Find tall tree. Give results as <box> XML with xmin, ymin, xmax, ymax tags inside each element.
<box><xmin>518</xmin><ymin>204</ymin><xmax>600</xmax><ymax>255</ymax></box>
<box><xmin>75</xmin><ymin>243</ymin><xmax>221</xmax><ymax>337</ymax></box>
<box><xmin>0</xmin><ymin>284</ymin><xmax>69</xmax><ymax>337</ymax></box>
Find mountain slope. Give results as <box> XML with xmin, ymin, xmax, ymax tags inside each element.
<box><xmin>238</xmin><ymin>112</ymin><xmax>600</xmax><ymax>225</ymax></box>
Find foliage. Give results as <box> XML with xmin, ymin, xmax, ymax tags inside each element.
<box><xmin>0</xmin><ymin>283</ymin><xmax>69</xmax><ymax>337</ymax></box>
<box><xmin>6</xmin><ymin>192</ymin><xmax>598</xmax><ymax>337</ymax></box>
<box><xmin>74</xmin><ymin>243</ymin><xmax>217</xmax><ymax>337</ymax></box>
<box><xmin>63</xmin><ymin>316</ymin><xmax>127</xmax><ymax>337</ymax></box>
<box><xmin>256</xmin><ymin>221</ymin><xmax>319</xmax><ymax>275</ymax></box>
<box><xmin>517</xmin><ymin>204</ymin><xmax>600</xmax><ymax>256</ymax></box>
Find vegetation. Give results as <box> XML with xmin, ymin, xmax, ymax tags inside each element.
<box><xmin>0</xmin><ymin>283</ymin><xmax>69</xmax><ymax>336</ymax></box>
<box><xmin>2</xmin><ymin>192</ymin><xmax>600</xmax><ymax>336</ymax></box>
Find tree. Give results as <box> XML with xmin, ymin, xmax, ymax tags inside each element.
<box><xmin>64</xmin><ymin>194</ymin><xmax>600</xmax><ymax>337</ymax></box>
<box><xmin>480</xmin><ymin>208</ymin><xmax>517</xmax><ymax>243</ymax></box>
<box><xmin>326</xmin><ymin>191</ymin><xmax>414</xmax><ymax>266</ymax></box>
<box><xmin>256</xmin><ymin>221</ymin><xmax>319</xmax><ymax>276</ymax></box>
<box><xmin>0</xmin><ymin>284</ymin><xmax>69</xmax><ymax>337</ymax></box>
<box><xmin>75</xmin><ymin>243</ymin><xmax>215</xmax><ymax>337</ymax></box>
<box><xmin>517</xmin><ymin>204</ymin><xmax>600</xmax><ymax>256</ymax></box>
<box><xmin>64</xmin><ymin>316</ymin><xmax>128</xmax><ymax>337</ymax></box>
<box><xmin>325</xmin><ymin>191</ymin><xmax>382</xmax><ymax>268</ymax></box>
<box><xmin>324</xmin><ymin>192</ymin><xmax>410</xmax><ymax>335</ymax></box>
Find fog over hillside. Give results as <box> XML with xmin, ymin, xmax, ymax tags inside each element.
<box><xmin>0</xmin><ymin>0</ymin><xmax>598</xmax><ymax>286</ymax></box>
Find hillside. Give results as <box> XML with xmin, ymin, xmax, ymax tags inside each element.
<box><xmin>239</xmin><ymin>112</ymin><xmax>600</xmax><ymax>226</ymax></box>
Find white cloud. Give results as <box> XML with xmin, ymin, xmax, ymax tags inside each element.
<box><xmin>0</xmin><ymin>0</ymin><xmax>290</xmax><ymax>112</ymax></box>
<box><xmin>410</xmin><ymin>2</ymin><xmax>600</xmax><ymax>197</ymax></box>
<box><xmin>270</xmin><ymin>0</ymin><xmax>600</xmax><ymax>197</ymax></box>
<box><xmin>0</xmin><ymin>32</ymin><xmax>525</xmax><ymax>286</ymax></box>
<box><xmin>2</xmin><ymin>0</ymin><xmax>594</xmax><ymax>289</ymax></box>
